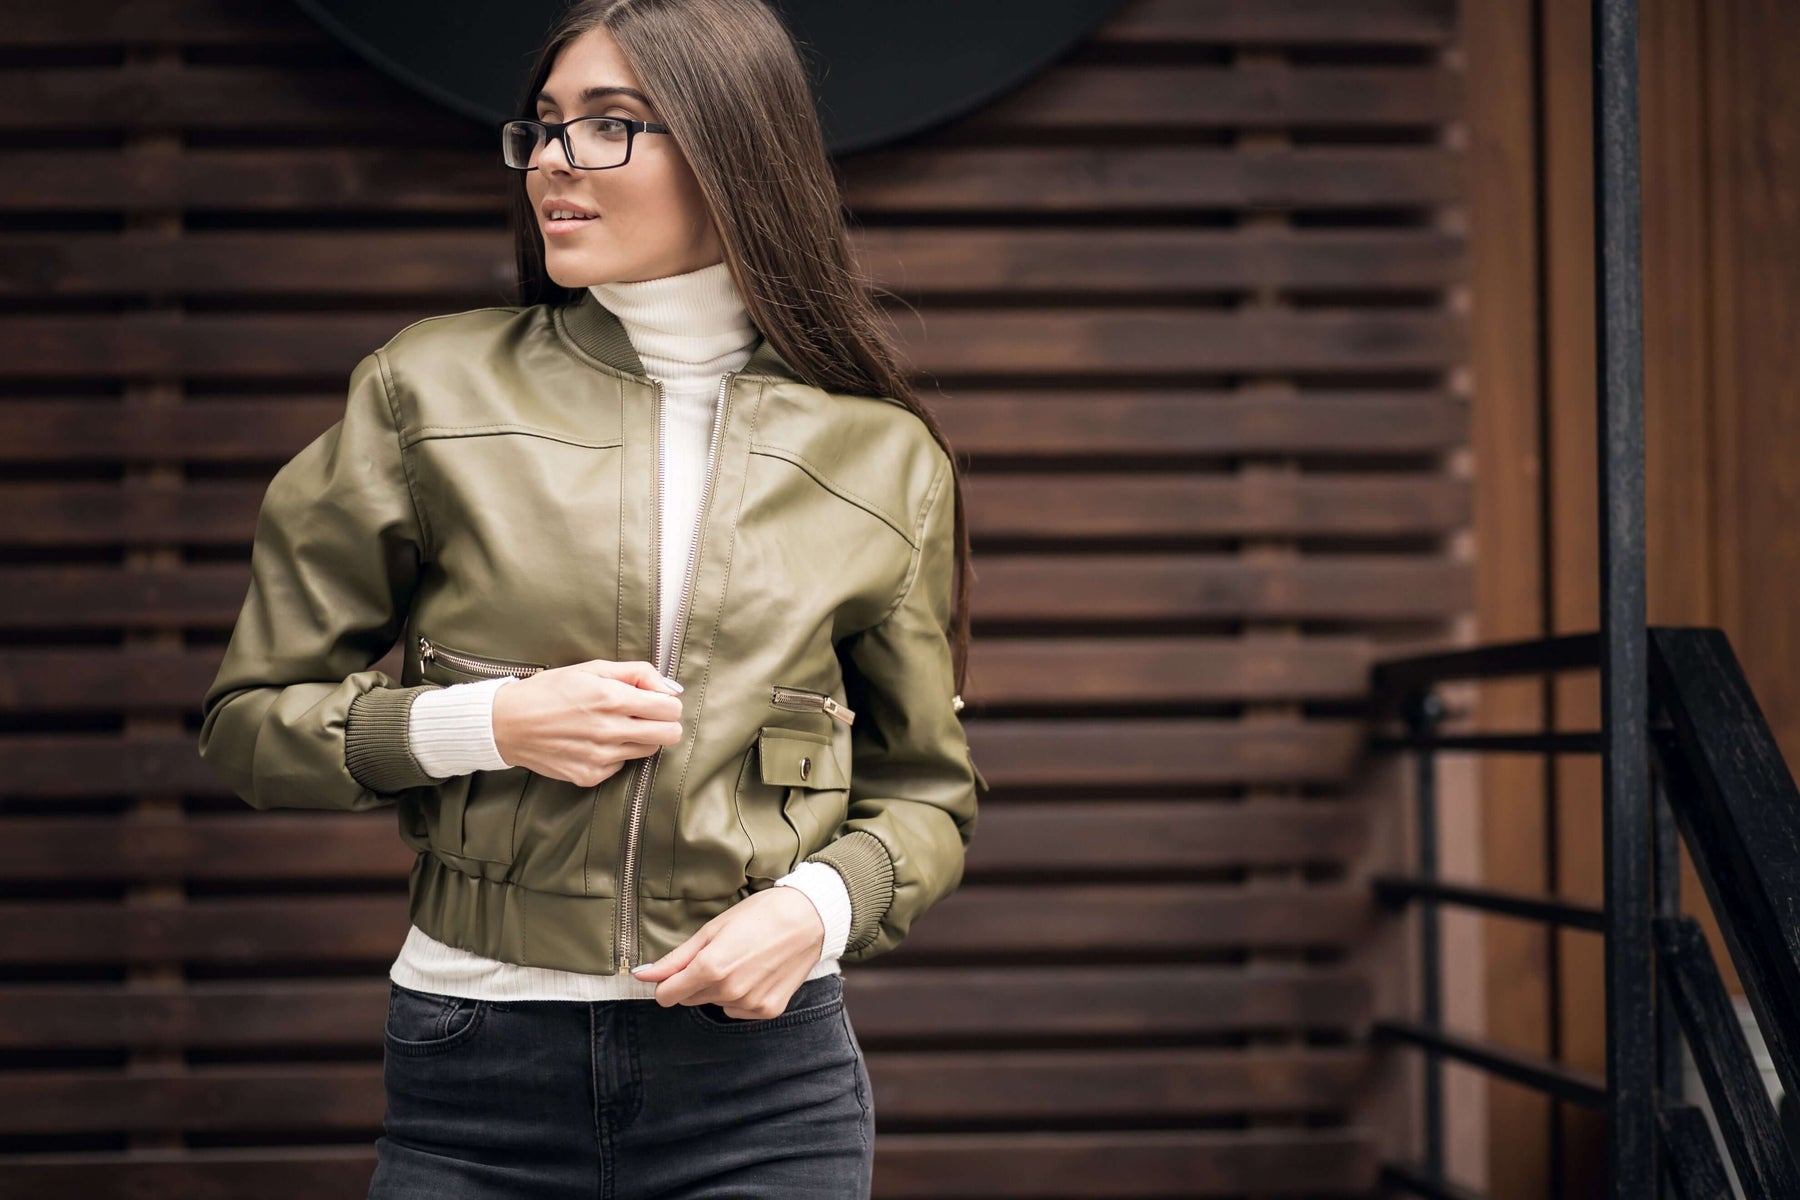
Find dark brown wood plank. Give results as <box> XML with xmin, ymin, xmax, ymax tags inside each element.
<box><xmin>0</xmin><ymin>307</ymin><xmax>1462</xmax><ymax>378</ymax></box>
<box><xmin>0</xmin><ymin>147</ymin><xmax>1460</xmax><ymax>213</ymax></box>
<box><xmin>968</xmin><ymin>555</ymin><xmax>1470</xmax><ymax>621</ymax></box>
<box><xmin>931</xmin><ymin>389</ymin><xmax>1467</xmax><ymax>455</ymax></box>
<box><xmin>869</xmin><ymin>1128</ymin><xmax>1379</xmax><ymax>1196</ymax></box>
<box><xmin>0</xmin><ymin>634</ymin><xmax>1377</xmax><ymax>714</ymax></box>
<box><xmin>971</xmin><ymin>636</ymin><xmax>1375</xmax><ymax>703</ymax></box>
<box><xmin>191</xmin><ymin>717</ymin><xmax>1373</xmax><ymax>826</ymax></box>
<box><xmin>0</xmin><ymin>556</ymin><xmax>1471</xmax><ymax>633</ymax></box>
<box><xmin>0</xmin><ymin>798</ymin><xmax>1369</xmax><ymax>883</ymax></box>
<box><xmin>0</xmin><ymin>965</ymin><xmax>1372</xmax><ymax>1050</ymax></box>
<box><xmin>1</xmin><ymin>1047</ymin><xmax>1371</xmax><ymax>1134</ymax></box>
<box><xmin>0</xmin><ymin>65</ymin><xmax>1461</xmax><ymax>133</ymax></box>
<box><xmin>842</xmin><ymin>147</ymin><xmax>1463</xmax><ymax>212</ymax></box>
<box><xmin>0</xmin><ymin>389</ymin><xmax>1468</xmax><ymax>462</ymax></box>
<box><xmin>0</xmin><ymin>227</ymin><xmax>1464</xmax><ymax>297</ymax></box>
<box><xmin>962</xmin><ymin>65</ymin><xmax>1462</xmax><ymax>129</ymax></box>
<box><xmin>0</xmin><ymin>884</ymin><xmax>1370</xmax><ymax>965</ymax></box>
<box><xmin>0</xmin><ymin>471</ymin><xmax>1465</xmax><ymax>545</ymax></box>
<box><xmin>1095</xmin><ymin>0</ymin><xmax>1458</xmax><ymax>46</ymax></box>
<box><xmin>855</xmin><ymin>227</ymin><xmax>1468</xmax><ymax>292</ymax></box>
<box><xmin>969</xmin><ymin>475</ymin><xmax>1468</xmax><ymax>537</ymax></box>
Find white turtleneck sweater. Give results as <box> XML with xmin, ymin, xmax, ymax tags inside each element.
<box><xmin>387</xmin><ymin>260</ymin><xmax>853</xmax><ymax>1001</ymax></box>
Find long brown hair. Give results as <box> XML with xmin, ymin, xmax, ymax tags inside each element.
<box><xmin>506</xmin><ymin>0</ymin><xmax>974</xmax><ymax>697</ymax></box>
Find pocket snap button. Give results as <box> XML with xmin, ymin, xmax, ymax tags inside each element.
<box><xmin>799</xmin><ymin>756</ymin><xmax>811</xmax><ymax>781</ymax></box>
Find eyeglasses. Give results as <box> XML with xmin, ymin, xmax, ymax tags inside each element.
<box><xmin>500</xmin><ymin>117</ymin><xmax>672</xmax><ymax>171</ymax></box>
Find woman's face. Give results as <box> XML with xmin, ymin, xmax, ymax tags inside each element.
<box><xmin>525</xmin><ymin>27</ymin><xmax>724</xmax><ymax>285</ymax></box>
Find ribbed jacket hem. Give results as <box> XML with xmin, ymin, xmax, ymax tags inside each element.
<box><xmin>805</xmin><ymin>830</ymin><xmax>894</xmax><ymax>954</ymax></box>
<box><xmin>345</xmin><ymin>684</ymin><xmax>445</xmax><ymax>794</ymax></box>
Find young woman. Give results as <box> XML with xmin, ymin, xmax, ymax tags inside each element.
<box><xmin>196</xmin><ymin>0</ymin><xmax>983</xmax><ymax>1196</ymax></box>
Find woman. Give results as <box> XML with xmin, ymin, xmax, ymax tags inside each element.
<box><xmin>196</xmin><ymin>0</ymin><xmax>983</xmax><ymax>1195</ymax></box>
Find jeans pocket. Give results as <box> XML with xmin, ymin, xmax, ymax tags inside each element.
<box><xmin>683</xmin><ymin>974</ymin><xmax>846</xmax><ymax>1033</ymax></box>
<box><xmin>384</xmin><ymin>982</ymin><xmax>488</xmax><ymax>1056</ymax></box>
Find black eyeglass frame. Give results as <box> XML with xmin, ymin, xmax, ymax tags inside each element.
<box><xmin>500</xmin><ymin>116</ymin><xmax>672</xmax><ymax>171</ymax></box>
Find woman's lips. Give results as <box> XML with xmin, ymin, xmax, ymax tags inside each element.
<box><xmin>544</xmin><ymin>215</ymin><xmax>600</xmax><ymax>236</ymax></box>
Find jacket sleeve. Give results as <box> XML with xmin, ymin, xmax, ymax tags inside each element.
<box><xmin>197</xmin><ymin>349</ymin><xmax>447</xmax><ymax>812</ymax></box>
<box><xmin>805</xmin><ymin>451</ymin><xmax>982</xmax><ymax>960</ymax></box>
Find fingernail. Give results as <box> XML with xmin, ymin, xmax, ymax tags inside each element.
<box><xmin>663</xmin><ymin>677</ymin><xmax>683</xmax><ymax>693</ymax></box>
<box><xmin>631</xmin><ymin>962</ymin><xmax>654</xmax><ymax>975</ymax></box>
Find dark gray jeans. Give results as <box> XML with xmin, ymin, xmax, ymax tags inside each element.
<box><xmin>368</xmin><ymin>973</ymin><xmax>874</xmax><ymax>1199</ymax></box>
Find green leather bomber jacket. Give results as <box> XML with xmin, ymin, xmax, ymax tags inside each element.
<box><xmin>197</xmin><ymin>287</ymin><xmax>986</xmax><ymax>975</ymax></box>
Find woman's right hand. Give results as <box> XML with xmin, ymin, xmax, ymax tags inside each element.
<box><xmin>490</xmin><ymin>660</ymin><xmax>684</xmax><ymax>787</ymax></box>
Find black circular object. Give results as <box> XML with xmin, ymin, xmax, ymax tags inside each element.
<box><xmin>294</xmin><ymin>0</ymin><xmax>1121</xmax><ymax>156</ymax></box>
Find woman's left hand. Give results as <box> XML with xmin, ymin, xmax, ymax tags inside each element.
<box><xmin>630</xmin><ymin>886</ymin><xmax>826</xmax><ymax>1018</ymax></box>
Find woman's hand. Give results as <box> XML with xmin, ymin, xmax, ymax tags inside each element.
<box><xmin>490</xmin><ymin>659</ymin><xmax>684</xmax><ymax>787</ymax></box>
<box><xmin>628</xmin><ymin>887</ymin><xmax>828</xmax><ymax>1018</ymax></box>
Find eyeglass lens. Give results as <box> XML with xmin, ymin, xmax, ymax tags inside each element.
<box><xmin>504</xmin><ymin>119</ymin><xmax>632</xmax><ymax>169</ymax></box>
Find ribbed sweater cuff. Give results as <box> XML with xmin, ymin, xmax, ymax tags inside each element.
<box><xmin>804</xmin><ymin>830</ymin><xmax>894</xmax><ymax>954</ymax></box>
<box><xmin>408</xmin><ymin>675</ymin><xmax>520</xmax><ymax>777</ymax></box>
<box><xmin>345</xmin><ymin>684</ymin><xmax>446</xmax><ymax>794</ymax></box>
<box><xmin>773</xmin><ymin>859</ymin><xmax>853</xmax><ymax>961</ymax></box>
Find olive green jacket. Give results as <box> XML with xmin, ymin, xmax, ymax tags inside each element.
<box><xmin>197</xmin><ymin>289</ymin><xmax>984</xmax><ymax>974</ymax></box>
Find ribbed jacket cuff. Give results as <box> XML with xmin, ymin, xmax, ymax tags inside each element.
<box><xmin>804</xmin><ymin>830</ymin><xmax>894</xmax><ymax>954</ymax></box>
<box><xmin>345</xmin><ymin>683</ymin><xmax>445</xmax><ymax>794</ymax></box>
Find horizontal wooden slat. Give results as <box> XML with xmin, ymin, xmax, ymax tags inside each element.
<box><xmin>842</xmin><ymin>146</ymin><xmax>1462</xmax><ymax>212</ymax></box>
<box><xmin>0</xmin><ymin>635</ymin><xmax>1379</xmax><ymax>714</ymax></box>
<box><xmin>0</xmin><ymin>227</ymin><xmax>1465</xmax><ymax>296</ymax></box>
<box><xmin>0</xmin><ymin>389</ymin><xmax>1468</xmax><ymax>463</ymax></box>
<box><xmin>0</xmin><ymin>147</ymin><xmax>1460</xmax><ymax>213</ymax></box>
<box><xmin>1</xmin><ymin>1046</ymin><xmax>1372</xmax><ymax>1134</ymax></box>
<box><xmin>970</xmin><ymin>555</ymin><xmax>1470</xmax><ymax>620</ymax></box>
<box><xmin>0</xmin><ymin>799</ymin><xmax>1368</xmax><ymax>884</ymax></box>
<box><xmin>0</xmin><ymin>307</ymin><xmax>1462</xmax><ymax>378</ymax></box>
<box><xmin>863</xmin><ymin>1128</ymin><xmax>1379</xmax><ymax>1196</ymax></box>
<box><xmin>0</xmin><ymin>472</ymin><xmax>1464</xmax><ymax>545</ymax></box>
<box><xmin>0</xmin><ymin>965</ymin><xmax>1372</xmax><ymax>1050</ymax></box>
<box><xmin>0</xmin><ymin>1129</ymin><xmax>1379</xmax><ymax>1197</ymax></box>
<box><xmin>966</xmin><ymin>65</ymin><xmax>1461</xmax><ymax>129</ymax></box>
<box><xmin>0</xmin><ymin>556</ymin><xmax>1471</xmax><ymax>632</ymax></box>
<box><xmin>0</xmin><ymin>716</ymin><xmax>1376</xmax><ymax>797</ymax></box>
<box><xmin>855</xmin><ymin>227</ymin><xmax>1468</xmax><ymax>292</ymax></box>
<box><xmin>969</xmin><ymin>475</ymin><xmax>1467</xmax><ymax>537</ymax></box>
<box><xmin>972</xmin><ymin>717</ymin><xmax>1364</xmax><ymax>786</ymax></box>
<box><xmin>1095</xmin><ymin>0</ymin><xmax>1458</xmax><ymax>46</ymax></box>
<box><xmin>0</xmin><ymin>884</ymin><xmax>1370</xmax><ymax>964</ymax></box>
<box><xmin>0</xmin><ymin>65</ymin><xmax>1461</xmax><ymax>132</ymax></box>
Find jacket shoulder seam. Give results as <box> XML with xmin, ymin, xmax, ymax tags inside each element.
<box><xmin>372</xmin><ymin>348</ymin><xmax>436</xmax><ymax>561</ymax></box>
<box><xmin>872</xmin><ymin>454</ymin><xmax>950</xmax><ymax>628</ymax></box>
<box><xmin>747</xmin><ymin>442</ymin><xmax>915</xmax><ymax>548</ymax></box>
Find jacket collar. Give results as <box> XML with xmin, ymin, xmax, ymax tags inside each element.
<box><xmin>557</xmin><ymin>286</ymin><xmax>800</xmax><ymax>383</ymax></box>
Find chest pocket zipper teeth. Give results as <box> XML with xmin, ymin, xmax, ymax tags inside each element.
<box><xmin>418</xmin><ymin>635</ymin><xmax>546</xmax><ymax>680</ymax></box>
<box><xmin>768</xmin><ymin>685</ymin><xmax>855</xmax><ymax>726</ymax></box>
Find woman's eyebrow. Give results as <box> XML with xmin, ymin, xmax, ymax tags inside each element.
<box><xmin>535</xmin><ymin>85</ymin><xmax>654</xmax><ymax>109</ymax></box>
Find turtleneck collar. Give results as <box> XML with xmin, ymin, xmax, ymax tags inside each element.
<box><xmin>587</xmin><ymin>260</ymin><xmax>758</xmax><ymax>385</ymax></box>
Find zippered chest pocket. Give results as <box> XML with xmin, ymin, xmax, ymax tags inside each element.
<box><xmin>769</xmin><ymin>684</ymin><xmax>855</xmax><ymax>727</ymax></box>
<box><xmin>417</xmin><ymin>635</ymin><xmax>548</xmax><ymax>684</ymax></box>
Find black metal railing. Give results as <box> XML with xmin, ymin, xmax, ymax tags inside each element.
<box><xmin>1368</xmin><ymin>625</ymin><xmax>1800</xmax><ymax>1198</ymax></box>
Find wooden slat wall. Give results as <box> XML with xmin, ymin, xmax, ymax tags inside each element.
<box><xmin>0</xmin><ymin>1</ymin><xmax>1469</xmax><ymax>1195</ymax></box>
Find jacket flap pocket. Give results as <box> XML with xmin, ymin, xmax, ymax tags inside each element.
<box><xmin>758</xmin><ymin>726</ymin><xmax>846</xmax><ymax>790</ymax></box>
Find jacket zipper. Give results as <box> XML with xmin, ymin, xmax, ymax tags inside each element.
<box><xmin>418</xmin><ymin>636</ymin><xmax>545</xmax><ymax>679</ymax></box>
<box><xmin>617</xmin><ymin>370</ymin><xmax>735</xmax><ymax>972</ymax></box>
<box><xmin>769</xmin><ymin>684</ymin><xmax>855</xmax><ymax>726</ymax></box>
